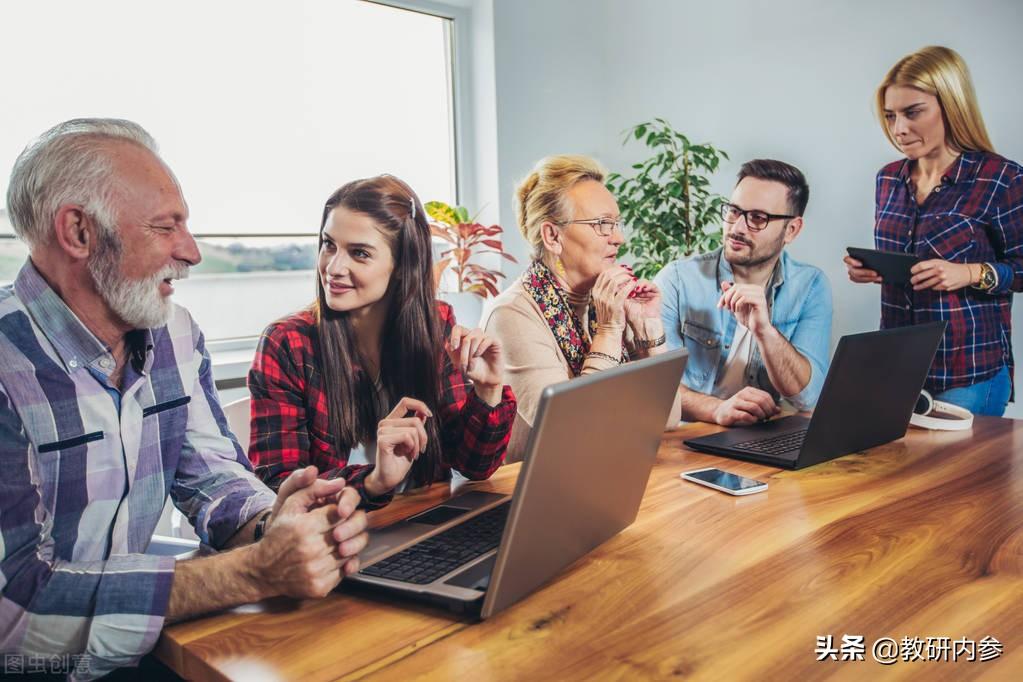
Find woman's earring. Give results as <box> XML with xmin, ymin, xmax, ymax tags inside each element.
<box><xmin>555</xmin><ymin>257</ymin><xmax>567</xmax><ymax>278</ymax></box>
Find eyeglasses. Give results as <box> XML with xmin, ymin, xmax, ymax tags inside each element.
<box><xmin>720</xmin><ymin>202</ymin><xmax>796</xmax><ymax>232</ymax></box>
<box><xmin>558</xmin><ymin>216</ymin><xmax>624</xmax><ymax>237</ymax></box>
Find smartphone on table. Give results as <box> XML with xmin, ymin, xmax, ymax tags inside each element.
<box><xmin>680</xmin><ymin>467</ymin><xmax>767</xmax><ymax>496</ymax></box>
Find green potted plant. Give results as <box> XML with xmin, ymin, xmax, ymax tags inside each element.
<box><xmin>606</xmin><ymin>118</ymin><xmax>729</xmax><ymax>280</ymax></box>
<box><xmin>426</xmin><ymin>201</ymin><xmax>517</xmax><ymax>325</ymax></box>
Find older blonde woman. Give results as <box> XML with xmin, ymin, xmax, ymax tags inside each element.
<box><xmin>481</xmin><ymin>155</ymin><xmax>681</xmax><ymax>456</ymax></box>
<box><xmin>844</xmin><ymin>46</ymin><xmax>1023</xmax><ymax>416</ymax></box>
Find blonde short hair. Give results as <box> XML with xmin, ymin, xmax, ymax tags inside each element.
<box><xmin>515</xmin><ymin>154</ymin><xmax>607</xmax><ymax>259</ymax></box>
<box><xmin>875</xmin><ymin>46</ymin><xmax>994</xmax><ymax>154</ymax></box>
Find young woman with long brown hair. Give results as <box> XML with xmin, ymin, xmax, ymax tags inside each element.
<box><xmin>247</xmin><ymin>175</ymin><xmax>516</xmax><ymax>506</ymax></box>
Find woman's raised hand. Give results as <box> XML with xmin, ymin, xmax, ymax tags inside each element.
<box><xmin>447</xmin><ymin>325</ymin><xmax>505</xmax><ymax>406</ymax></box>
<box><xmin>364</xmin><ymin>397</ymin><xmax>432</xmax><ymax>496</ymax></box>
<box><xmin>591</xmin><ymin>265</ymin><xmax>633</xmax><ymax>329</ymax></box>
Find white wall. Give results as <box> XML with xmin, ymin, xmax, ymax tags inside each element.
<box><xmin>492</xmin><ymin>0</ymin><xmax>609</xmax><ymax>264</ymax></box>
<box><xmin>460</xmin><ymin>0</ymin><xmax>502</xmax><ymax>227</ymax></box>
<box><xmin>489</xmin><ymin>0</ymin><xmax>1023</xmax><ymax>416</ymax></box>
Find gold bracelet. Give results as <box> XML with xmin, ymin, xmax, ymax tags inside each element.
<box><xmin>587</xmin><ymin>351</ymin><xmax>621</xmax><ymax>365</ymax></box>
<box><xmin>633</xmin><ymin>333</ymin><xmax>666</xmax><ymax>350</ymax></box>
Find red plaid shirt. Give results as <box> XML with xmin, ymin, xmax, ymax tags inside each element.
<box><xmin>875</xmin><ymin>151</ymin><xmax>1023</xmax><ymax>395</ymax></box>
<box><xmin>247</xmin><ymin>301</ymin><xmax>516</xmax><ymax>508</ymax></box>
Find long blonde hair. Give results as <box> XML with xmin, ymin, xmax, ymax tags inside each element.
<box><xmin>515</xmin><ymin>154</ymin><xmax>607</xmax><ymax>260</ymax></box>
<box><xmin>875</xmin><ymin>45</ymin><xmax>994</xmax><ymax>154</ymax></box>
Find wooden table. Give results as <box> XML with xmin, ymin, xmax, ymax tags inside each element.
<box><xmin>156</xmin><ymin>417</ymin><xmax>1023</xmax><ymax>680</ymax></box>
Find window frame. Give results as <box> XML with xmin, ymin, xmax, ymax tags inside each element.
<box><xmin>204</xmin><ymin>0</ymin><xmax>475</xmax><ymax>387</ymax></box>
<box><xmin>368</xmin><ymin>0</ymin><xmax>480</xmax><ymax>212</ymax></box>
<box><xmin>205</xmin><ymin>0</ymin><xmax>476</xmax><ymax>389</ymax></box>
<box><xmin>1</xmin><ymin>0</ymin><xmax>474</xmax><ymax>383</ymax></box>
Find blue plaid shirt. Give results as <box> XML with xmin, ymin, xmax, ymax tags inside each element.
<box><xmin>875</xmin><ymin>151</ymin><xmax>1023</xmax><ymax>395</ymax></box>
<box><xmin>0</xmin><ymin>261</ymin><xmax>274</xmax><ymax>679</ymax></box>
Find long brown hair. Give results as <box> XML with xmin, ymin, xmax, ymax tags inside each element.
<box><xmin>315</xmin><ymin>175</ymin><xmax>444</xmax><ymax>473</ymax></box>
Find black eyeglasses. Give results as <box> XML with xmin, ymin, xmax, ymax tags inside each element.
<box><xmin>720</xmin><ymin>202</ymin><xmax>796</xmax><ymax>232</ymax></box>
<box><xmin>557</xmin><ymin>216</ymin><xmax>624</xmax><ymax>237</ymax></box>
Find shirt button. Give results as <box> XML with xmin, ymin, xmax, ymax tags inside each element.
<box><xmin>905</xmin><ymin>305</ymin><xmax>911</xmax><ymax>310</ymax></box>
<box><xmin>99</xmin><ymin>358</ymin><xmax>112</xmax><ymax>369</ymax></box>
<box><xmin>68</xmin><ymin>359</ymin><xmax>78</xmax><ymax>368</ymax></box>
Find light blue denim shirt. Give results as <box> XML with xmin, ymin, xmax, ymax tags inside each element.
<box><xmin>653</xmin><ymin>248</ymin><xmax>833</xmax><ymax>409</ymax></box>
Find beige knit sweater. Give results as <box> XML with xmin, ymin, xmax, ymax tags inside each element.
<box><xmin>480</xmin><ymin>273</ymin><xmax>625</xmax><ymax>461</ymax></box>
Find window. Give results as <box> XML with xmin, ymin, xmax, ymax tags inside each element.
<box><xmin>0</xmin><ymin>0</ymin><xmax>457</xmax><ymax>341</ymax></box>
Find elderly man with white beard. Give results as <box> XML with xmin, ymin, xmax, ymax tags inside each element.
<box><xmin>0</xmin><ymin>119</ymin><xmax>369</xmax><ymax>680</ymax></box>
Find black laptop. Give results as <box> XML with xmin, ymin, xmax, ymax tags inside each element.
<box><xmin>683</xmin><ymin>322</ymin><xmax>946</xmax><ymax>469</ymax></box>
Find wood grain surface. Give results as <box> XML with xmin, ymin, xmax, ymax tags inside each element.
<box><xmin>157</xmin><ymin>417</ymin><xmax>1023</xmax><ymax>681</ymax></box>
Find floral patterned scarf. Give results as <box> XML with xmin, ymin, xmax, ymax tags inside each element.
<box><xmin>523</xmin><ymin>259</ymin><xmax>598</xmax><ymax>376</ymax></box>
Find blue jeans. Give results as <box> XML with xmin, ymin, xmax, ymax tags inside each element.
<box><xmin>932</xmin><ymin>365</ymin><xmax>1012</xmax><ymax>417</ymax></box>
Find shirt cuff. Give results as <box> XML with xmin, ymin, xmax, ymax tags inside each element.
<box><xmin>467</xmin><ymin>384</ymin><xmax>516</xmax><ymax>413</ymax></box>
<box><xmin>990</xmin><ymin>262</ymin><xmax>1013</xmax><ymax>295</ymax></box>
<box><xmin>197</xmin><ymin>486</ymin><xmax>276</xmax><ymax>549</ymax></box>
<box><xmin>334</xmin><ymin>463</ymin><xmax>394</xmax><ymax>511</ymax></box>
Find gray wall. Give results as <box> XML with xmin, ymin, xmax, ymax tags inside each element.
<box><xmin>491</xmin><ymin>0</ymin><xmax>1023</xmax><ymax>417</ymax></box>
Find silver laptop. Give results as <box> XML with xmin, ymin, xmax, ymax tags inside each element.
<box><xmin>344</xmin><ymin>349</ymin><xmax>687</xmax><ymax>618</ymax></box>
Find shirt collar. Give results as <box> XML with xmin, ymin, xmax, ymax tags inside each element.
<box><xmin>946</xmin><ymin>151</ymin><xmax>980</xmax><ymax>185</ymax></box>
<box><xmin>14</xmin><ymin>259</ymin><xmax>154</xmax><ymax>374</ymax></box>
<box><xmin>716</xmin><ymin>247</ymin><xmax>734</xmax><ymax>282</ymax></box>
<box><xmin>769</xmin><ymin>251</ymin><xmax>788</xmax><ymax>290</ymax></box>
<box><xmin>897</xmin><ymin>151</ymin><xmax>978</xmax><ymax>187</ymax></box>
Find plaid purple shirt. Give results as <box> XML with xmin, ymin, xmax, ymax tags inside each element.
<box><xmin>0</xmin><ymin>261</ymin><xmax>274</xmax><ymax>679</ymax></box>
<box><xmin>875</xmin><ymin>151</ymin><xmax>1023</xmax><ymax>394</ymax></box>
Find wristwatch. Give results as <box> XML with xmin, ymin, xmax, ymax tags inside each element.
<box><xmin>973</xmin><ymin>262</ymin><xmax>997</xmax><ymax>291</ymax></box>
<box><xmin>253</xmin><ymin>510</ymin><xmax>272</xmax><ymax>541</ymax></box>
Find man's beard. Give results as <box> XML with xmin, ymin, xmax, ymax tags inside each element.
<box><xmin>87</xmin><ymin>229</ymin><xmax>190</xmax><ymax>330</ymax></box>
<box><xmin>723</xmin><ymin>230</ymin><xmax>786</xmax><ymax>268</ymax></box>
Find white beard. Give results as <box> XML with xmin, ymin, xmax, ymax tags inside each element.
<box><xmin>88</xmin><ymin>231</ymin><xmax>190</xmax><ymax>330</ymax></box>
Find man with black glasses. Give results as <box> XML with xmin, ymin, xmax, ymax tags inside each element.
<box><xmin>654</xmin><ymin>159</ymin><xmax>833</xmax><ymax>426</ymax></box>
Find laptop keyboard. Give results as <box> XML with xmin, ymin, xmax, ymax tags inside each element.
<box><xmin>360</xmin><ymin>502</ymin><xmax>510</xmax><ymax>585</ymax></box>
<box><xmin>732</xmin><ymin>430</ymin><xmax>807</xmax><ymax>456</ymax></box>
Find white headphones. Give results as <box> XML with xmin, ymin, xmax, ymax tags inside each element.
<box><xmin>909</xmin><ymin>390</ymin><xmax>974</xmax><ymax>431</ymax></box>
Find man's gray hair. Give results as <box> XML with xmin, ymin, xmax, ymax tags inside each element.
<box><xmin>5</xmin><ymin>118</ymin><xmax>159</xmax><ymax>250</ymax></box>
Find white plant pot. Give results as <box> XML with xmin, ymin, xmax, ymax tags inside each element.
<box><xmin>438</xmin><ymin>291</ymin><xmax>485</xmax><ymax>328</ymax></box>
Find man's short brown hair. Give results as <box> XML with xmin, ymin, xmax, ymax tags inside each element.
<box><xmin>736</xmin><ymin>159</ymin><xmax>809</xmax><ymax>216</ymax></box>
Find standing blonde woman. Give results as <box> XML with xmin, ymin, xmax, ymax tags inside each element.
<box><xmin>481</xmin><ymin>155</ymin><xmax>681</xmax><ymax>457</ymax></box>
<box><xmin>844</xmin><ymin>46</ymin><xmax>1023</xmax><ymax>416</ymax></box>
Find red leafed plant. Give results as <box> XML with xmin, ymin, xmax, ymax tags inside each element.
<box><xmin>426</xmin><ymin>201</ymin><xmax>517</xmax><ymax>297</ymax></box>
